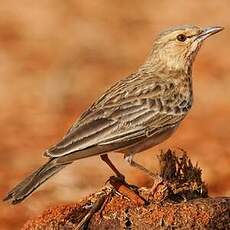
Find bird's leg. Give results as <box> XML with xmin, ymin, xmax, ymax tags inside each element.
<box><xmin>124</xmin><ymin>155</ymin><xmax>163</xmax><ymax>193</ymax></box>
<box><xmin>124</xmin><ymin>154</ymin><xmax>156</xmax><ymax>177</ymax></box>
<box><xmin>100</xmin><ymin>154</ymin><xmax>125</xmax><ymax>181</ymax></box>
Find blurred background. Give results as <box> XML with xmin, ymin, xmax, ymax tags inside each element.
<box><xmin>0</xmin><ymin>0</ymin><xmax>230</xmax><ymax>228</ymax></box>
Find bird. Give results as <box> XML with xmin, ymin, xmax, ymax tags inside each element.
<box><xmin>3</xmin><ymin>25</ymin><xmax>223</xmax><ymax>204</ymax></box>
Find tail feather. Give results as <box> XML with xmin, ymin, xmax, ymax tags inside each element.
<box><xmin>3</xmin><ymin>158</ymin><xmax>71</xmax><ymax>204</ymax></box>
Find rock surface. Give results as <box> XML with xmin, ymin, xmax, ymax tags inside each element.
<box><xmin>23</xmin><ymin>194</ymin><xmax>230</xmax><ymax>229</ymax></box>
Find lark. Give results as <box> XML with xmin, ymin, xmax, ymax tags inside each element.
<box><xmin>4</xmin><ymin>25</ymin><xmax>223</xmax><ymax>204</ymax></box>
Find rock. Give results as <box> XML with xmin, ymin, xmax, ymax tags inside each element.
<box><xmin>22</xmin><ymin>150</ymin><xmax>230</xmax><ymax>229</ymax></box>
<box><xmin>22</xmin><ymin>195</ymin><xmax>230</xmax><ymax>229</ymax></box>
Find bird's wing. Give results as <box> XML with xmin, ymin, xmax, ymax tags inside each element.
<box><xmin>45</xmin><ymin>73</ymin><xmax>189</xmax><ymax>158</ymax></box>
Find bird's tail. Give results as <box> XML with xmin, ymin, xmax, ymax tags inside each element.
<box><xmin>3</xmin><ymin>158</ymin><xmax>71</xmax><ymax>204</ymax></box>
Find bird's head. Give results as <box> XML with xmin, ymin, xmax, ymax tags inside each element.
<box><xmin>148</xmin><ymin>25</ymin><xmax>223</xmax><ymax>72</ymax></box>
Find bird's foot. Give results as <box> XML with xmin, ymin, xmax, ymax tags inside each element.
<box><xmin>108</xmin><ymin>176</ymin><xmax>147</xmax><ymax>205</ymax></box>
<box><xmin>150</xmin><ymin>175</ymin><xmax>164</xmax><ymax>193</ymax></box>
<box><xmin>105</xmin><ymin>173</ymin><xmax>125</xmax><ymax>185</ymax></box>
<box><xmin>148</xmin><ymin>175</ymin><xmax>169</xmax><ymax>202</ymax></box>
<box><xmin>116</xmin><ymin>173</ymin><xmax>126</xmax><ymax>183</ymax></box>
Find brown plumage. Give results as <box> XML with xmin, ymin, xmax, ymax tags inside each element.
<box><xmin>3</xmin><ymin>25</ymin><xmax>223</xmax><ymax>204</ymax></box>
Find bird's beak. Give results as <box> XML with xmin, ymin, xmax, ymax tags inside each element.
<box><xmin>195</xmin><ymin>26</ymin><xmax>224</xmax><ymax>41</ymax></box>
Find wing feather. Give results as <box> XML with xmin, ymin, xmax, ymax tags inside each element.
<box><xmin>46</xmin><ymin>73</ymin><xmax>188</xmax><ymax>158</ymax></box>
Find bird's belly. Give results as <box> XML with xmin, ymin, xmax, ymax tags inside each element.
<box><xmin>117</xmin><ymin>126</ymin><xmax>178</xmax><ymax>155</ymax></box>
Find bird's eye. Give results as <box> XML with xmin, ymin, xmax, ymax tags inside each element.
<box><xmin>176</xmin><ymin>34</ymin><xmax>187</xmax><ymax>42</ymax></box>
